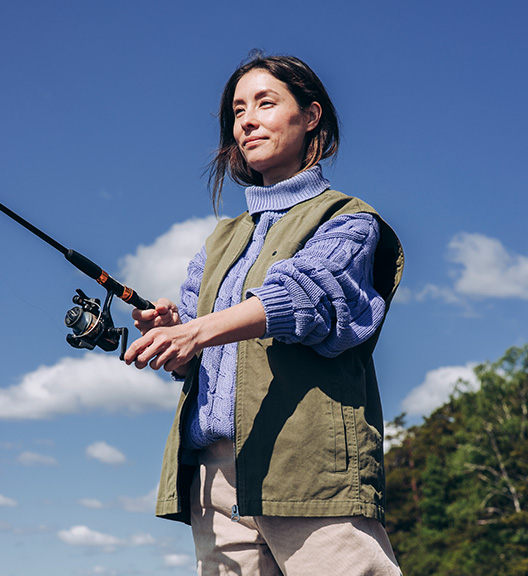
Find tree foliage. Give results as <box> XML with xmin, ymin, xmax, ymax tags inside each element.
<box><xmin>385</xmin><ymin>345</ymin><xmax>528</xmax><ymax>576</ymax></box>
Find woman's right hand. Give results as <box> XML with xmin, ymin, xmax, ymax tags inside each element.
<box><xmin>132</xmin><ymin>298</ymin><xmax>182</xmax><ymax>336</ymax></box>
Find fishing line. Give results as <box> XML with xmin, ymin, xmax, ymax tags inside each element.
<box><xmin>0</xmin><ymin>202</ymin><xmax>154</xmax><ymax>360</ymax></box>
<box><xmin>0</xmin><ymin>273</ymin><xmax>67</xmax><ymax>337</ymax></box>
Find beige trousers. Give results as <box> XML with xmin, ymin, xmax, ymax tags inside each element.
<box><xmin>190</xmin><ymin>439</ymin><xmax>402</xmax><ymax>576</ymax></box>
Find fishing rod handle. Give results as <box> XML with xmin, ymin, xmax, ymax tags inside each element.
<box><xmin>122</xmin><ymin>289</ymin><xmax>155</xmax><ymax>311</ymax></box>
<box><xmin>65</xmin><ymin>250</ymin><xmax>154</xmax><ymax>310</ymax></box>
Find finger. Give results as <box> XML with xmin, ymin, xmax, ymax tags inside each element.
<box><xmin>157</xmin><ymin>298</ymin><xmax>177</xmax><ymax>311</ymax></box>
<box><xmin>134</xmin><ymin>317</ymin><xmax>160</xmax><ymax>336</ymax></box>
<box><xmin>124</xmin><ymin>333</ymin><xmax>154</xmax><ymax>365</ymax></box>
<box><xmin>156</xmin><ymin>301</ymin><xmax>181</xmax><ymax>326</ymax></box>
<box><xmin>135</xmin><ymin>333</ymin><xmax>174</xmax><ymax>370</ymax></box>
<box><xmin>149</xmin><ymin>345</ymin><xmax>182</xmax><ymax>371</ymax></box>
<box><xmin>132</xmin><ymin>308</ymin><xmax>159</xmax><ymax>322</ymax></box>
<box><xmin>154</xmin><ymin>299</ymin><xmax>170</xmax><ymax>315</ymax></box>
<box><xmin>163</xmin><ymin>356</ymin><xmax>193</xmax><ymax>374</ymax></box>
<box><xmin>134</xmin><ymin>342</ymin><xmax>164</xmax><ymax>369</ymax></box>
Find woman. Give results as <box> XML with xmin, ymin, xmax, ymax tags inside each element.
<box><xmin>125</xmin><ymin>53</ymin><xmax>404</xmax><ymax>575</ymax></box>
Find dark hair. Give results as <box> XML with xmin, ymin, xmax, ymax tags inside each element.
<box><xmin>208</xmin><ymin>52</ymin><xmax>340</xmax><ymax>213</ymax></box>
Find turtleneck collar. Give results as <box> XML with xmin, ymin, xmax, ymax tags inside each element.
<box><xmin>245</xmin><ymin>165</ymin><xmax>331</xmax><ymax>215</ymax></box>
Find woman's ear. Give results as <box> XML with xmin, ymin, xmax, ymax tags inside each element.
<box><xmin>306</xmin><ymin>102</ymin><xmax>322</xmax><ymax>131</ymax></box>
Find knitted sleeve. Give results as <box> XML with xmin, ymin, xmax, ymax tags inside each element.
<box><xmin>247</xmin><ymin>213</ymin><xmax>385</xmax><ymax>357</ymax></box>
<box><xmin>178</xmin><ymin>245</ymin><xmax>206</xmax><ymax>324</ymax></box>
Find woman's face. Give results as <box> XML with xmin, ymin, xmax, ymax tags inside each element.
<box><xmin>232</xmin><ymin>69</ymin><xmax>321</xmax><ymax>186</ymax></box>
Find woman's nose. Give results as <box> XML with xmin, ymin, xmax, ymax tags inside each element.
<box><xmin>241</xmin><ymin>109</ymin><xmax>259</xmax><ymax>131</ymax></box>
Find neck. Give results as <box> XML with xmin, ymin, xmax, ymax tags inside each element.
<box><xmin>262</xmin><ymin>166</ymin><xmax>302</xmax><ymax>187</ymax></box>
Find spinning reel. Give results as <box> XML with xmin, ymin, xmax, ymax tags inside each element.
<box><xmin>64</xmin><ymin>288</ymin><xmax>129</xmax><ymax>360</ymax></box>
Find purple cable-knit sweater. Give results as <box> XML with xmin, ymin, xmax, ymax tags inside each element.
<box><xmin>179</xmin><ymin>166</ymin><xmax>385</xmax><ymax>449</ymax></box>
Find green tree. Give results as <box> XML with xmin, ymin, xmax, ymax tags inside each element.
<box><xmin>385</xmin><ymin>345</ymin><xmax>528</xmax><ymax>576</ymax></box>
<box><xmin>454</xmin><ymin>346</ymin><xmax>528</xmax><ymax>522</ymax></box>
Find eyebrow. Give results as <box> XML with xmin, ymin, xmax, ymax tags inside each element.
<box><xmin>233</xmin><ymin>88</ymin><xmax>281</xmax><ymax>108</ymax></box>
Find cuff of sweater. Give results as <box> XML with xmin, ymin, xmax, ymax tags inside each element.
<box><xmin>246</xmin><ymin>284</ymin><xmax>296</xmax><ymax>339</ymax></box>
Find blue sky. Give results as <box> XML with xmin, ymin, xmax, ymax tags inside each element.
<box><xmin>1</xmin><ymin>1</ymin><xmax>527</xmax><ymax>574</ymax></box>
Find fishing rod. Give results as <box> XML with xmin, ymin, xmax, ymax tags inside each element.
<box><xmin>0</xmin><ymin>202</ymin><xmax>154</xmax><ymax>360</ymax></box>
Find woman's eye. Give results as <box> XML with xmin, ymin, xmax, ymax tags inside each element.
<box><xmin>234</xmin><ymin>108</ymin><xmax>244</xmax><ymax>117</ymax></box>
<box><xmin>261</xmin><ymin>100</ymin><xmax>274</xmax><ymax>108</ymax></box>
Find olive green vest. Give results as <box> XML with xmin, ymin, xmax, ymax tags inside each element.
<box><xmin>155</xmin><ymin>189</ymin><xmax>404</xmax><ymax>525</ymax></box>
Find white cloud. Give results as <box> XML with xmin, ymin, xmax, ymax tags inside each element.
<box><xmin>416</xmin><ymin>283</ymin><xmax>462</xmax><ymax>305</ymax></box>
<box><xmin>0</xmin><ymin>494</ymin><xmax>18</xmax><ymax>507</ymax></box>
<box><xmin>0</xmin><ymin>441</ymin><xmax>22</xmax><ymax>450</ymax></box>
<box><xmin>58</xmin><ymin>525</ymin><xmax>124</xmax><ymax>550</ymax></box>
<box><xmin>383</xmin><ymin>421</ymin><xmax>407</xmax><ymax>453</ymax></box>
<box><xmin>0</xmin><ymin>352</ymin><xmax>182</xmax><ymax>420</ymax></box>
<box><xmin>448</xmin><ymin>232</ymin><xmax>528</xmax><ymax>299</ymax></box>
<box><xmin>86</xmin><ymin>441</ymin><xmax>126</xmax><ymax>465</ymax></box>
<box><xmin>402</xmin><ymin>363</ymin><xmax>479</xmax><ymax>419</ymax></box>
<box><xmin>79</xmin><ymin>498</ymin><xmax>105</xmax><ymax>509</ymax></box>
<box><xmin>78</xmin><ymin>486</ymin><xmax>158</xmax><ymax>513</ymax></box>
<box><xmin>57</xmin><ymin>525</ymin><xmax>155</xmax><ymax>552</ymax></box>
<box><xmin>164</xmin><ymin>553</ymin><xmax>193</xmax><ymax>567</ymax></box>
<box><xmin>129</xmin><ymin>532</ymin><xmax>155</xmax><ymax>546</ymax></box>
<box><xmin>17</xmin><ymin>451</ymin><xmax>58</xmax><ymax>467</ymax></box>
<box><xmin>421</xmin><ymin>232</ymin><xmax>528</xmax><ymax>304</ymax></box>
<box><xmin>118</xmin><ymin>216</ymin><xmax>219</xmax><ymax>303</ymax></box>
<box><xmin>117</xmin><ymin>485</ymin><xmax>158</xmax><ymax>513</ymax></box>
<box><xmin>410</xmin><ymin>233</ymin><xmax>528</xmax><ymax>305</ymax></box>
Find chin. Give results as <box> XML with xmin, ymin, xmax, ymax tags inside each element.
<box><xmin>245</xmin><ymin>159</ymin><xmax>272</xmax><ymax>176</ymax></box>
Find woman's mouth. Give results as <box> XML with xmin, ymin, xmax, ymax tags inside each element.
<box><xmin>244</xmin><ymin>136</ymin><xmax>266</xmax><ymax>148</ymax></box>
